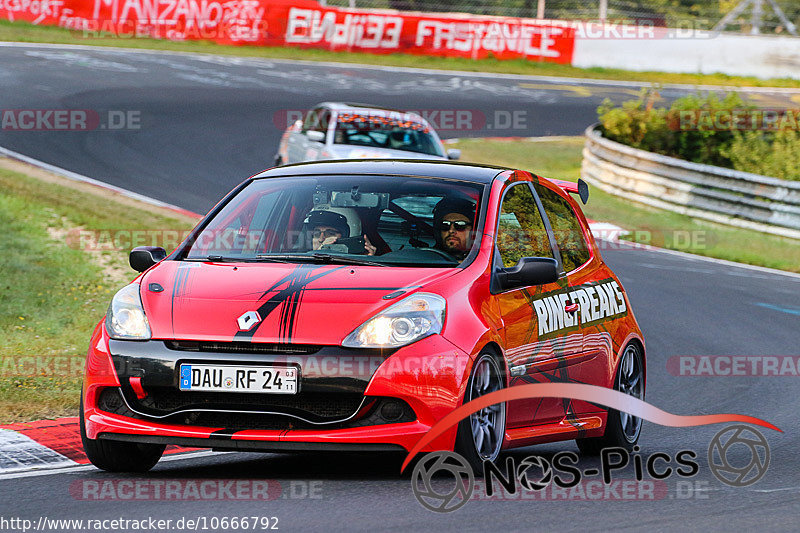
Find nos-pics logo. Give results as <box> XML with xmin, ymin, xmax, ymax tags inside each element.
<box><xmin>411</xmin><ymin>425</ymin><xmax>770</xmax><ymax>513</ymax></box>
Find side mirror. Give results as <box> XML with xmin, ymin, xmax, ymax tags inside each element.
<box><xmin>495</xmin><ymin>257</ymin><xmax>559</xmax><ymax>291</ymax></box>
<box><xmin>130</xmin><ymin>246</ymin><xmax>166</xmax><ymax>272</ymax></box>
<box><xmin>306</xmin><ymin>130</ymin><xmax>325</xmax><ymax>143</ymax></box>
<box><xmin>446</xmin><ymin>148</ymin><xmax>461</xmax><ymax>160</ymax></box>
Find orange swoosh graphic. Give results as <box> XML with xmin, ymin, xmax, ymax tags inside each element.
<box><xmin>401</xmin><ymin>383</ymin><xmax>781</xmax><ymax>472</ymax></box>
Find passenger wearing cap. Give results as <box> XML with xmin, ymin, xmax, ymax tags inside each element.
<box><xmin>433</xmin><ymin>197</ymin><xmax>476</xmax><ymax>260</ymax></box>
<box><xmin>305</xmin><ymin>210</ymin><xmax>376</xmax><ymax>255</ymax></box>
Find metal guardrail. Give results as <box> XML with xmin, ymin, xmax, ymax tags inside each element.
<box><xmin>580</xmin><ymin>124</ymin><xmax>800</xmax><ymax>240</ymax></box>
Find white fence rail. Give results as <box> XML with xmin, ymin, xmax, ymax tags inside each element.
<box><xmin>580</xmin><ymin>124</ymin><xmax>800</xmax><ymax>240</ymax></box>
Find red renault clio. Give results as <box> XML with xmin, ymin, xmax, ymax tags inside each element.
<box><xmin>81</xmin><ymin>159</ymin><xmax>645</xmax><ymax>472</ymax></box>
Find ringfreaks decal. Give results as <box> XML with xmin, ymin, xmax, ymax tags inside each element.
<box><xmin>534</xmin><ymin>279</ymin><xmax>627</xmax><ymax>337</ymax></box>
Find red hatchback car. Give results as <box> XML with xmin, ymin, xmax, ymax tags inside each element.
<box><xmin>81</xmin><ymin>159</ymin><xmax>645</xmax><ymax>472</ymax></box>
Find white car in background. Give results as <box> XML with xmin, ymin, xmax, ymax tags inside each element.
<box><xmin>274</xmin><ymin>102</ymin><xmax>460</xmax><ymax>165</ymax></box>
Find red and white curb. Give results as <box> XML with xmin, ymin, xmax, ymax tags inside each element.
<box><xmin>0</xmin><ymin>427</ymin><xmax>76</xmax><ymax>473</ymax></box>
<box><xmin>0</xmin><ymin>418</ymin><xmax>198</xmax><ymax>475</ymax></box>
<box><xmin>587</xmin><ymin>220</ymin><xmax>628</xmax><ymax>241</ymax></box>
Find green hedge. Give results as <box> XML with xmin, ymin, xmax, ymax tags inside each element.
<box><xmin>597</xmin><ymin>90</ymin><xmax>800</xmax><ymax>181</ymax></box>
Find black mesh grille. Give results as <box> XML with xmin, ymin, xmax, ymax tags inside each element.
<box><xmin>98</xmin><ymin>388</ymin><xmax>415</xmax><ymax>431</ymax></box>
<box><xmin>136</xmin><ymin>389</ymin><xmax>363</xmax><ymax>419</ymax></box>
<box><xmin>179</xmin><ymin>412</ymin><xmax>294</xmax><ymax>431</ymax></box>
<box><xmin>98</xmin><ymin>387</ymin><xmax>137</xmax><ymax>417</ymax></box>
<box><xmin>165</xmin><ymin>341</ymin><xmax>320</xmax><ymax>355</ymax></box>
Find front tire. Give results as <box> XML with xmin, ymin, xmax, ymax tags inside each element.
<box><xmin>455</xmin><ymin>352</ymin><xmax>506</xmax><ymax>471</ymax></box>
<box><xmin>80</xmin><ymin>396</ymin><xmax>165</xmax><ymax>472</ymax></box>
<box><xmin>576</xmin><ymin>342</ymin><xmax>644</xmax><ymax>455</ymax></box>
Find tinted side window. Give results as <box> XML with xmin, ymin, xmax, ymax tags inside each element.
<box><xmin>496</xmin><ymin>183</ymin><xmax>553</xmax><ymax>268</ymax></box>
<box><xmin>534</xmin><ymin>184</ymin><xmax>591</xmax><ymax>272</ymax></box>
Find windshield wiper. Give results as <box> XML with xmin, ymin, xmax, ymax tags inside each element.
<box><xmin>255</xmin><ymin>253</ymin><xmax>387</xmax><ymax>267</ymax></box>
<box><xmin>182</xmin><ymin>255</ymin><xmax>300</xmax><ymax>264</ymax></box>
<box><xmin>310</xmin><ymin>253</ymin><xmax>388</xmax><ymax>267</ymax></box>
<box><xmin>185</xmin><ymin>255</ymin><xmax>251</xmax><ymax>263</ymax></box>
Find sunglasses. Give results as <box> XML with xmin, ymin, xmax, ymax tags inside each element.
<box><xmin>439</xmin><ymin>220</ymin><xmax>471</xmax><ymax>232</ymax></box>
<box><xmin>312</xmin><ymin>229</ymin><xmax>341</xmax><ymax>239</ymax></box>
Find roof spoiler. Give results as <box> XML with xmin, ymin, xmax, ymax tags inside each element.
<box><xmin>549</xmin><ymin>178</ymin><xmax>589</xmax><ymax>205</ymax></box>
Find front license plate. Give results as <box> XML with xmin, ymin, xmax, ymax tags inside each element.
<box><xmin>179</xmin><ymin>364</ymin><xmax>298</xmax><ymax>394</ymax></box>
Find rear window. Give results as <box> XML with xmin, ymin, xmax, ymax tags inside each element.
<box><xmin>333</xmin><ymin>112</ymin><xmax>444</xmax><ymax>157</ymax></box>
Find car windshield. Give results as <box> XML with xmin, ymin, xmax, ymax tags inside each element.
<box><xmin>333</xmin><ymin>112</ymin><xmax>444</xmax><ymax>157</ymax></box>
<box><xmin>184</xmin><ymin>175</ymin><xmax>485</xmax><ymax>267</ymax></box>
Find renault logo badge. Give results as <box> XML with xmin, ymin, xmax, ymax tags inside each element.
<box><xmin>237</xmin><ymin>311</ymin><xmax>262</xmax><ymax>331</ymax></box>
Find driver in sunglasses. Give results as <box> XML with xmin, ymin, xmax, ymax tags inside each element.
<box><xmin>432</xmin><ymin>197</ymin><xmax>476</xmax><ymax>260</ymax></box>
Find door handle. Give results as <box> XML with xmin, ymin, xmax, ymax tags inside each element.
<box><xmin>564</xmin><ymin>302</ymin><xmax>579</xmax><ymax>314</ymax></box>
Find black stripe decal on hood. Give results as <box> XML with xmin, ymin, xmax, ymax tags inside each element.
<box><xmin>234</xmin><ymin>265</ymin><xmax>346</xmax><ymax>343</ymax></box>
<box><xmin>171</xmin><ymin>264</ymin><xmax>194</xmax><ymax>333</ymax></box>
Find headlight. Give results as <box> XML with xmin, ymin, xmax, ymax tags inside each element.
<box><xmin>105</xmin><ymin>284</ymin><xmax>151</xmax><ymax>340</ymax></box>
<box><xmin>342</xmin><ymin>293</ymin><xmax>445</xmax><ymax>348</ymax></box>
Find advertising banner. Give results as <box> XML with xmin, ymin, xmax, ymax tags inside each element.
<box><xmin>0</xmin><ymin>0</ymin><xmax>575</xmax><ymax>63</ymax></box>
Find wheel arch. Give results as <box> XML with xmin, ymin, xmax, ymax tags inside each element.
<box><xmin>477</xmin><ymin>341</ymin><xmax>507</xmax><ymax>387</ymax></box>
<box><xmin>615</xmin><ymin>332</ymin><xmax>647</xmax><ymax>395</ymax></box>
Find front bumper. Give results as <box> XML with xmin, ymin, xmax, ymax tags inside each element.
<box><xmin>83</xmin><ymin>325</ymin><xmax>470</xmax><ymax>453</ymax></box>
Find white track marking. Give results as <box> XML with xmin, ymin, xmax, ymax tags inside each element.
<box><xmin>752</xmin><ymin>486</ymin><xmax>800</xmax><ymax>493</ymax></box>
<box><xmin>1</xmin><ymin>41</ymin><xmax>799</xmax><ymax>95</ymax></box>
<box><xmin>2</xmin><ymin>42</ymin><xmax>797</xmax><ymax>279</ymax></box>
<box><xmin>0</xmin><ymin>450</ymin><xmax>228</xmax><ymax>481</ymax></box>
<box><xmin>0</xmin><ymin>145</ymin><xmax>200</xmax><ymax>217</ymax></box>
<box><xmin>0</xmin><ymin>430</ymin><xmax>76</xmax><ymax>474</ymax></box>
<box><xmin>603</xmin><ymin>239</ymin><xmax>800</xmax><ymax>281</ymax></box>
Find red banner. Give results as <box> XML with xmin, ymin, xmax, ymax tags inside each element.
<box><xmin>282</xmin><ymin>6</ymin><xmax>575</xmax><ymax>63</ymax></box>
<box><xmin>0</xmin><ymin>0</ymin><xmax>575</xmax><ymax>64</ymax></box>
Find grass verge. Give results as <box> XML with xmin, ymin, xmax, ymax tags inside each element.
<box><xmin>451</xmin><ymin>136</ymin><xmax>800</xmax><ymax>273</ymax></box>
<box><xmin>0</xmin><ymin>159</ymin><xmax>196</xmax><ymax>423</ymax></box>
<box><xmin>2</xmin><ymin>19</ymin><xmax>800</xmax><ymax>89</ymax></box>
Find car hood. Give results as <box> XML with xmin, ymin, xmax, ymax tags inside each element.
<box><xmin>140</xmin><ymin>260</ymin><xmax>455</xmax><ymax>345</ymax></box>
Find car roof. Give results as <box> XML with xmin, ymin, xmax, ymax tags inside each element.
<box><xmin>320</xmin><ymin>102</ymin><xmax>407</xmax><ymax>113</ymax></box>
<box><xmin>318</xmin><ymin>102</ymin><xmax>428</xmax><ymax>122</ymax></box>
<box><xmin>254</xmin><ymin>159</ymin><xmax>510</xmax><ymax>184</ymax></box>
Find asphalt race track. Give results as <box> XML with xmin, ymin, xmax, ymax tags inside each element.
<box><xmin>3</xmin><ymin>42</ymin><xmax>798</xmax><ymax>214</ymax></box>
<box><xmin>1</xmin><ymin>43</ymin><xmax>799</xmax><ymax>531</ymax></box>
